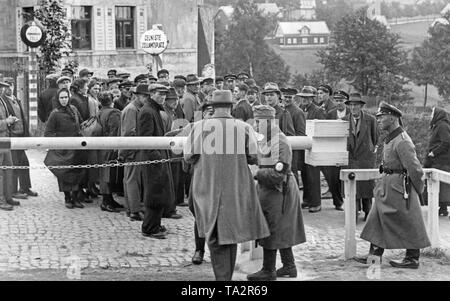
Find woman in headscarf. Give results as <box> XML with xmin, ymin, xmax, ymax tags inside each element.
<box><xmin>424</xmin><ymin>107</ymin><xmax>450</xmax><ymax>217</ymax></box>
<box><xmin>247</xmin><ymin>105</ymin><xmax>306</xmax><ymax>281</ymax></box>
<box><xmin>44</xmin><ymin>88</ymin><xmax>86</xmax><ymax>209</ymax></box>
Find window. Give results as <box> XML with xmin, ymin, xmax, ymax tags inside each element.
<box><xmin>293</xmin><ymin>38</ymin><xmax>297</xmax><ymax>44</ymax></box>
<box><xmin>302</xmin><ymin>38</ymin><xmax>307</xmax><ymax>44</ymax></box>
<box><xmin>320</xmin><ymin>37</ymin><xmax>324</xmax><ymax>44</ymax></box>
<box><xmin>314</xmin><ymin>37</ymin><xmax>318</xmax><ymax>43</ymax></box>
<box><xmin>287</xmin><ymin>38</ymin><xmax>292</xmax><ymax>44</ymax></box>
<box><xmin>280</xmin><ymin>38</ymin><xmax>283</xmax><ymax>44</ymax></box>
<box><xmin>116</xmin><ymin>6</ymin><xmax>134</xmax><ymax>49</ymax></box>
<box><xmin>71</xmin><ymin>6</ymin><xmax>92</xmax><ymax>50</ymax></box>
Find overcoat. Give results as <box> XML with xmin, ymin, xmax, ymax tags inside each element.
<box><xmin>344</xmin><ymin>111</ymin><xmax>379</xmax><ymax>199</ymax></box>
<box><xmin>256</xmin><ymin>128</ymin><xmax>306</xmax><ymax>250</ymax></box>
<box><xmin>137</xmin><ymin>98</ymin><xmax>175</xmax><ymax>209</ymax></box>
<box><xmin>360</xmin><ymin>128</ymin><xmax>430</xmax><ymax>249</ymax></box>
<box><xmin>98</xmin><ymin>107</ymin><xmax>121</xmax><ymax>194</ymax></box>
<box><xmin>183</xmin><ymin>111</ymin><xmax>270</xmax><ymax>245</ymax></box>
<box><xmin>69</xmin><ymin>92</ymin><xmax>90</xmax><ymax>122</ymax></box>
<box><xmin>181</xmin><ymin>91</ymin><xmax>202</xmax><ymax>123</ymax></box>
<box><xmin>274</xmin><ymin>104</ymin><xmax>295</xmax><ymax>136</ymax></box>
<box><xmin>424</xmin><ymin>107</ymin><xmax>450</xmax><ymax>205</ymax></box>
<box><xmin>44</xmin><ymin>105</ymin><xmax>87</xmax><ymax>190</ymax></box>
<box><xmin>232</xmin><ymin>99</ymin><xmax>253</xmax><ymax>122</ymax></box>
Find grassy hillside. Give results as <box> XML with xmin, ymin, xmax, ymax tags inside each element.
<box><xmin>391</xmin><ymin>20</ymin><xmax>434</xmax><ymax>51</ymax></box>
<box><xmin>269</xmin><ymin>41</ymin><xmax>322</xmax><ymax>75</ymax></box>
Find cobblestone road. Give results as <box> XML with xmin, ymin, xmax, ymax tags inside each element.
<box><xmin>0</xmin><ymin>150</ymin><xmax>449</xmax><ymax>280</ymax></box>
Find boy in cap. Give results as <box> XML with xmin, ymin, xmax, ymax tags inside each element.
<box><xmin>355</xmin><ymin>102</ymin><xmax>430</xmax><ymax>269</ymax></box>
<box><xmin>107</xmin><ymin>69</ymin><xmax>117</xmax><ymax>79</ymax></box>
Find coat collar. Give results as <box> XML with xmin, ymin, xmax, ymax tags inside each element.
<box><xmin>385</xmin><ymin>127</ymin><xmax>404</xmax><ymax>144</ymax></box>
<box><xmin>212</xmin><ymin>111</ymin><xmax>233</xmax><ymax>119</ymax></box>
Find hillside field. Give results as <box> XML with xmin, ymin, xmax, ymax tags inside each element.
<box><xmin>272</xmin><ymin>20</ymin><xmax>446</xmax><ymax>109</ymax></box>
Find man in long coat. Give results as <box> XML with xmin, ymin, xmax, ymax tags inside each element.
<box><xmin>355</xmin><ymin>102</ymin><xmax>430</xmax><ymax>269</ymax></box>
<box><xmin>298</xmin><ymin>86</ymin><xmax>326</xmax><ymax>213</ymax></box>
<box><xmin>343</xmin><ymin>93</ymin><xmax>379</xmax><ymax>221</ymax></box>
<box><xmin>181</xmin><ymin>74</ymin><xmax>202</xmax><ymax>123</ymax></box>
<box><xmin>138</xmin><ymin>84</ymin><xmax>175</xmax><ymax>239</ymax></box>
<box><xmin>184</xmin><ymin>90</ymin><xmax>270</xmax><ymax>281</ymax></box>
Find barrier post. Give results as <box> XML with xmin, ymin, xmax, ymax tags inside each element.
<box><xmin>343</xmin><ymin>174</ymin><xmax>357</xmax><ymax>259</ymax></box>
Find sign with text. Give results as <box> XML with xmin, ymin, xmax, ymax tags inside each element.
<box><xmin>20</xmin><ymin>21</ymin><xmax>46</xmax><ymax>48</ymax></box>
<box><xmin>140</xmin><ymin>28</ymin><xmax>168</xmax><ymax>55</ymax></box>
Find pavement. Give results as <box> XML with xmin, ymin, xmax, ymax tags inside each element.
<box><xmin>0</xmin><ymin>149</ymin><xmax>449</xmax><ymax>281</ymax></box>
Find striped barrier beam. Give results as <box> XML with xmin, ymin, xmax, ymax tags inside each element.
<box><xmin>28</xmin><ymin>47</ymin><xmax>38</xmax><ymax>130</ymax></box>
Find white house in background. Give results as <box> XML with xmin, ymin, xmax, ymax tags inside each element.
<box><xmin>256</xmin><ymin>3</ymin><xmax>282</xmax><ymax>17</ymax></box>
<box><xmin>275</xmin><ymin>21</ymin><xmax>330</xmax><ymax>48</ymax></box>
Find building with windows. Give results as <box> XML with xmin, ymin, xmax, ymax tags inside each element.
<box><xmin>274</xmin><ymin>21</ymin><xmax>330</xmax><ymax>48</ymax></box>
<box><xmin>0</xmin><ymin>0</ymin><xmax>214</xmax><ymax>79</ymax></box>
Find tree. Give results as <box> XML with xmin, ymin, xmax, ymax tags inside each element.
<box><xmin>408</xmin><ymin>42</ymin><xmax>435</xmax><ymax>108</ymax></box>
<box><xmin>33</xmin><ymin>0</ymin><xmax>71</xmax><ymax>75</ymax></box>
<box><xmin>316</xmin><ymin>0</ymin><xmax>353</xmax><ymax>31</ymax></box>
<box><xmin>215</xmin><ymin>0</ymin><xmax>291</xmax><ymax>86</ymax></box>
<box><xmin>317</xmin><ymin>8</ymin><xmax>409</xmax><ymax>100</ymax></box>
<box><xmin>291</xmin><ymin>69</ymin><xmax>341</xmax><ymax>90</ymax></box>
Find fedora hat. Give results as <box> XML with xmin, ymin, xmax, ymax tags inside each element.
<box><xmin>345</xmin><ymin>92</ymin><xmax>366</xmax><ymax>105</ymax></box>
<box><xmin>210</xmin><ymin>90</ymin><xmax>233</xmax><ymax>106</ymax></box>
<box><xmin>148</xmin><ymin>83</ymin><xmax>169</xmax><ymax>93</ymax></box>
<box><xmin>253</xmin><ymin>105</ymin><xmax>276</xmax><ymax>119</ymax></box>
<box><xmin>186</xmin><ymin>74</ymin><xmax>200</xmax><ymax>85</ymax></box>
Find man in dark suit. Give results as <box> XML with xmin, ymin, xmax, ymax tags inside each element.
<box><xmin>321</xmin><ymin>90</ymin><xmax>351</xmax><ymax>211</ymax></box>
<box><xmin>318</xmin><ymin>84</ymin><xmax>337</xmax><ymax>115</ymax></box>
<box><xmin>298</xmin><ymin>86</ymin><xmax>326</xmax><ymax>213</ymax></box>
<box><xmin>261</xmin><ymin>83</ymin><xmax>295</xmax><ymax>136</ymax></box>
<box><xmin>231</xmin><ymin>83</ymin><xmax>253</xmax><ymax>122</ymax></box>
<box><xmin>282</xmin><ymin>87</ymin><xmax>305</xmax><ymax>186</ymax></box>
<box><xmin>343</xmin><ymin>92</ymin><xmax>380</xmax><ymax>222</ymax></box>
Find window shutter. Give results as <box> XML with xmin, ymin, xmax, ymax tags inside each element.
<box><xmin>93</xmin><ymin>7</ymin><xmax>105</xmax><ymax>51</ymax></box>
<box><xmin>105</xmin><ymin>7</ymin><xmax>115</xmax><ymax>50</ymax></box>
<box><xmin>136</xmin><ymin>5</ymin><xmax>147</xmax><ymax>49</ymax></box>
<box><xmin>16</xmin><ymin>7</ymin><xmax>24</xmax><ymax>53</ymax></box>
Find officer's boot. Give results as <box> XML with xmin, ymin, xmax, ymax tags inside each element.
<box><xmin>389</xmin><ymin>249</ymin><xmax>419</xmax><ymax>269</ymax></box>
<box><xmin>64</xmin><ymin>192</ymin><xmax>74</xmax><ymax>209</ymax></box>
<box><xmin>247</xmin><ymin>249</ymin><xmax>277</xmax><ymax>281</ymax></box>
<box><xmin>276</xmin><ymin>248</ymin><xmax>297</xmax><ymax>278</ymax></box>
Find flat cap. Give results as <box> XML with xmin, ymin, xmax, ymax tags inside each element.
<box><xmin>253</xmin><ymin>105</ymin><xmax>276</xmax><ymax>119</ymax></box>
<box><xmin>173</xmin><ymin>78</ymin><xmax>186</xmax><ymax>88</ymax></box>
<box><xmin>215</xmin><ymin>76</ymin><xmax>224</xmax><ymax>83</ymax></box>
<box><xmin>157</xmin><ymin>69</ymin><xmax>169</xmax><ymax>78</ymax></box>
<box><xmin>134</xmin><ymin>74</ymin><xmax>148</xmax><ymax>83</ymax></box>
<box><xmin>174</xmin><ymin>75</ymin><xmax>187</xmax><ymax>82</ymax></box>
<box><xmin>56</xmin><ymin>76</ymin><xmax>72</xmax><ymax>84</ymax></box>
<box><xmin>79</xmin><ymin>68</ymin><xmax>93</xmax><ymax>77</ymax></box>
<box><xmin>237</xmin><ymin>72</ymin><xmax>250</xmax><ymax>79</ymax></box>
<box><xmin>133</xmin><ymin>84</ymin><xmax>150</xmax><ymax>95</ymax></box>
<box><xmin>118</xmin><ymin>80</ymin><xmax>134</xmax><ymax>89</ymax></box>
<box><xmin>318</xmin><ymin>84</ymin><xmax>333</xmax><ymax>95</ymax></box>
<box><xmin>61</xmin><ymin>67</ymin><xmax>74</xmax><ymax>75</ymax></box>
<box><xmin>210</xmin><ymin>90</ymin><xmax>233</xmax><ymax>106</ymax></box>
<box><xmin>166</xmin><ymin>87</ymin><xmax>178</xmax><ymax>100</ymax></box>
<box><xmin>297</xmin><ymin>86</ymin><xmax>317</xmax><ymax>97</ymax></box>
<box><xmin>333</xmin><ymin>90</ymin><xmax>349</xmax><ymax>101</ymax></box>
<box><xmin>107</xmin><ymin>69</ymin><xmax>117</xmax><ymax>76</ymax></box>
<box><xmin>376</xmin><ymin>101</ymin><xmax>402</xmax><ymax>118</ymax></box>
<box><xmin>201</xmin><ymin>77</ymin><xmax>214</xmax><ymax>85</ymax></box>
<box><xmin>280</xmin><ymin>87</ymin><xmax>299</xmax><ymax>95</ymax></box>
<box><xmin>224</xmin><ymin>74</ymin><xmax>237</xmax><ymax>81</ymax></box>
<box><xmin>148</xmin><ymin>83</ymin><xmax>169</xmax><ymax>93</ymax></box>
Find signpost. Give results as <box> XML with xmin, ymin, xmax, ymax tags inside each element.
<box><xmin>140</xmin><ymin>25</ymin><xmax>168</xmax><ymax>75</ymax></box>
<box><xmin>20</xmin><ymin>21</ymin><xmax>46</xmax><ymax>132</ymax></box>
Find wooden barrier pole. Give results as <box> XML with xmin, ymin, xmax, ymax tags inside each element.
<box><xmin>427</xmin><ymin>170</ymin><xmax>440</xmax><ymax>247</ymax></box>
<box><xmin>343</xmin><ymin>173</ymin><xmax>357</xmax><ymax>259</ymax></box>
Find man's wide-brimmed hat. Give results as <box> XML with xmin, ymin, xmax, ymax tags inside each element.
<box><xmin>345</xmin><ymin>92</ymin><xmax>366</xmax><ymax>105</ymax></box>
<box><xmin>210</xmin><ymin>90</ymin><xmax>233</xmax><ymax>106</ymax></box>
<box><xmin>297</xmin><ymin>86</ymin><xmax>317</xmax><ymax>97</ymax></box>
<box><xmin>376</xmin><ymin>101</ymin><xmax>402</xmax><ymax>118</ymax></box>
<box><xmin>186</xmin><ymin>74</ymin><xmax>200</xmax><ymax>85</ymax></box>
<box><xmin>253</xmin><ymin>105</ymin><xmax>276</xmax><ymax>119</ymax></box>
<box><xmin>261</xmin><ymin>82</ymin><xmax>281</xmax><ymax>95</ymax></box>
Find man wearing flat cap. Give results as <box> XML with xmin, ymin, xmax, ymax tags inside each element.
<box><xmin>298</xmin><ymin>86</ymin><xmax>326</xmax><ymax>213</ymax></box>
<box><xmin>157</xmin><ymin>69</ymin><xmax>169</xmax><ymax>81</ymax></box>
<box><xmin>106</xmin><ymin>77</ymin><xmax>122</xmax><ymax>91</ymax></box>
<box><xmin>247</xmin><ymin>85</ymin><xmax>261</xmax><ymax>107</ymax></box>
<box><xmin>61</xmin><ymin>67</ymin><xmax>74</xmax><ymax>80</ymax></box>
<box><xmin>181</xmin><ymin>74</ymin><xmax>202</xmax><ymax>123</ymax></box>
<box><xmin>148</xmin><ymin>74</ymin><xmax>157</xmax><ymax>84</ymax></box>
<box><xmin>184</xmin><ymin>90</ymin><xmax>269</xmax><ymax>280</ymax></box>
<box><xmin>261</xmin><ymin>83</ymin><xmax>295</xmax><ymax>136</ymax></box>
<box><xmin>199</xmin><ymin>78</ymin><xmax>214</xmax><ymax>104</ymax></box>
<box><xmin>118</xmin><ymin>84</ymin><xmax>149</xmax><ymax>222</ymax></box>
<box><xmin>317</xmin><ymin>84</ymin><xmax>336</xmax><ymax>115</ymax></box>
<box><xmin>173</xmin><ymin>78</ymin><xmax>186</xmax><ymax>99</ymax></box>
<box><xmin>114</xmin><ymin>81</ymin><xmax>134</xmax><ymax>111</ymax></box>
<box><xmin>134</xmin><ymin>74</ymin><xmax>148</xmax><ymax>85</ymax></box>
<box><xmin>107</xmin><ymin>69</ymin><xmax>117</xmax><ymax>79</ymax></box>
<box><xmin>215</xmin><ymin>76</ymin><xmax>224</xmax><ymax>90</ymax></box>
<box><xmin>354</xmin><ymin>102</ymin><xmax>430</xmax><ymax>269</ymax></box>
<box><xmin>343</xmin><ymin>92</ymin><xmax>379</xmax><ymax>222</ymax></box>
<box><xmin>1</xmin><ymin>78</ymin><xmax>38</xmax><ymax>200</ymax></box>
<box><xmin>237</xmin><ymin>72</ymin><xmax>250</xmax><ymax>85</ymax></box>
<box><xmin>282</xmin><ymin>87</ymin><xmax>305</xmax><ymax>186</ymax></box>
<box><xmin>79</xmin><ymin>68</ymin><xmax>93</xmax><ymax>80</ymax></box>
<box><xmin>224</xmin><ymin>74</ymin><xmax>237</xmax><ymax>92</ymax></box>
<box><xmin>138</xmin><ymin>84</ymin><xmax>175</xmax><ymax>239</ymax></box>
<box><xmin>320</xmin><ymin>90</ymin><xmax>351</xmax><ymax>211</ymax></box>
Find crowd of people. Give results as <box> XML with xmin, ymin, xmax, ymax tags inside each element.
<box><xmin>0</xmin><ymin>65</ymin><xmax>447</xmax><ymax>280</ymax></box>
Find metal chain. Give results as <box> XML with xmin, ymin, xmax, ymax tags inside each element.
<box><xmin>0</xmin><ymin>157</ymin><xmax>183</xmax><ymax>170</ymax></box>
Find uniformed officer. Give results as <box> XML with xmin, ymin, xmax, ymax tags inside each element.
<box><xmin>354</xmin><ymin>102</ymin><xmax>430</xmax><ymax>269</ymax></box>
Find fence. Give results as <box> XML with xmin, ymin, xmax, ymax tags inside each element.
<box><xmin>340</xmin><ymin>168</ymin><xmax>450</xmax><ymax>259</ymax></box>
<box><xmin>388</xmin><ymin>14</ymin><xmax>439</xmax><ymax>26</ymax></box>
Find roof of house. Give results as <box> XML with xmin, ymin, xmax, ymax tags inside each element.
<box><xmin>256</xmin><ymin>3</ymin><xmax>281</xmax><ymax>16</ymax></box>
<box><xmin>219</xmin><ymin>6</ymin><xmax>234</xmax><ymax>18</ymax></box>
<box><xmin>275</xmin><ymin>21</ymin><xmax>330</xmax><ymax>37</ymax></box>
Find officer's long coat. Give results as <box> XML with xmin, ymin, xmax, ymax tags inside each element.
<box><xmin>344</xmin><ymin>111</ymin><xmax>379</xmax><ymax>199</ymax></box>
<box><xmin>183</xmin><ymin>111</ymin><xmax>270</xmax><ymax>245</ymax></box>
<box><xmin>360</xmin><ymin>129</ymin><xmax>430</xmax><ymax>249</ymax></box>
<box><xmin>256</xmin><ymin>128</ymin><xmax>306</xmax><ymax>250</ymax></box>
